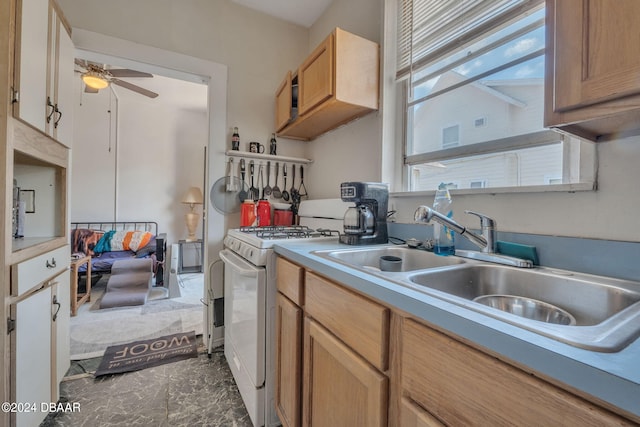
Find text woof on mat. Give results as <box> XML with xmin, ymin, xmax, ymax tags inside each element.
<box><xmin>108</xmin><ymin>335</ymin><xmax>194</xmax><ymax>367</ymax></box>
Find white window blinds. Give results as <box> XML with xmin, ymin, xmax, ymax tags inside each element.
<box><xmin>396</xmin><ymin>0</ymin><xmax>543</xmax><ymax>80</ymax></box>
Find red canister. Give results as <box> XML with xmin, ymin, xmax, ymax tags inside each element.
<box><xmin>273</xmin><ymin>209</ymin><xmax>293</xmax><ymax>226</ymax></box>
<box><xmin>257</xmin><ymin>200</ymin><xmax>271</xmax><ymax>226</ymax></box>
<box><xmin>240</xmin><ymin>201</ymin><xmax>256</xmax><ymax>226</ymax></box>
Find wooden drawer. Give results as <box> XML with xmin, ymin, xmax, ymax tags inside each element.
<box><xmin>401</xmin><ymin>318</ymin><xmax>633</xmax><ymax>426</ymax></box>
<box><xmin>276</xmin><ymin>257</ymin><xmax>304</xmax><ymax>306</ymax></box>
<box><xmin>11</xmin><ymin>245</ymin><xmax>69</xmax><ymax>296</ymax></box>
<box><xmin>305</xmin><ymin>271</ymin><xmax>389</xmax><ymax>371</ymax></box>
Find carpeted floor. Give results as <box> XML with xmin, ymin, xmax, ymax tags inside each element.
<box><xmin>70</xmin><ymin>273</ymin><xmax>205</xmax><ymax>360</ymax></box>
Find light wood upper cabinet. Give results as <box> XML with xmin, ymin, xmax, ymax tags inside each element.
<box><xmin>275</xmin><ymin>71</ymin><xmax>294</xmax><ymax>132</ymax></box>
<box><xmin>298</xmin><ymin>34</ymin><xmax>334</xmax><ymax>116</ymax></box>
<box><xmin>544</xmin><ymin>0</ymin><xmax>640</xmax><ymax>141</ymax></box>
<box><xmin>275</xmin><ymin>27</ymin><xmax>379</xmax><ymax>141</ymax></box>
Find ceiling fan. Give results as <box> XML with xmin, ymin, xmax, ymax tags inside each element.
<box><xmin>75</xmin><ymin>59</ymin><xmax>159</xmax><ymax>98</ymax></box>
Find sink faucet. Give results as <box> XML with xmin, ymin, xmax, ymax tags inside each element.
<box><xmin>414</xmin><ymin>207</ymin><xmax>497</xmax><ymax>253</ymax></box>
<box><xmin>414</xmin><ymin>206</ymin><xmax>533</xmax><ymax>268</ymax></box>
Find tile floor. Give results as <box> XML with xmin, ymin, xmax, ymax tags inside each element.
<box><xmin>41</xmin><ymin>341</ymin><xmax>252</xmax><ymax>426</ymax></box>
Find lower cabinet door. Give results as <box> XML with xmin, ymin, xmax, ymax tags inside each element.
<box><xmin>52</xmin><ymin>272</ymin><xmax>71</xmax><ymax>402</ymax></box>
<box><xmin>400</xmin><ymin>397</ymin><xmax>445</xmax><ymax>427</ymax></box>
<box><xmin>303</xmin><ymin>318</ymin><xmax>387</xmax><ymax>427</ymax></box>
<box><xmin>13</xmin><ymin>286</ymin><xmax>52</xmax><ymax>427</ymax></box>
<box><xmin>275</xmin><ymin>293</ymin><xmax>303</xmax><ymax>427</ymax></box>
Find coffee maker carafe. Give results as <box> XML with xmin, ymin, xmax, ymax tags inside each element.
<box><xmin>339</xmin><ymin>182</ymin><xmax>389</xmax><ymax>245</ymax></box>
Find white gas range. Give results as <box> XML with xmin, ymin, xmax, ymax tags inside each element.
<box><xmin>219</xmin><ymin>199</ymin><xmax>350</xmax><ymax>426</ymax></box>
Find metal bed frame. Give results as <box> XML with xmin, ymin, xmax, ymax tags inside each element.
<box><xmin>70</xmin><ymin>221</ymin><xmax>166</xmax><ymax>286</ymax></box>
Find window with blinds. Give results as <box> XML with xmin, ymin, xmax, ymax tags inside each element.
<box><xmin>396</xmin><ymin>0</ymin><xmax>595</xmax><ymax>192</ymax></box>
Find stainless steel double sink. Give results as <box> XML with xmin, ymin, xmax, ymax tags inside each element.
<box><xmin>312</xmin><ymin>245</ymin><xmax>640</xmax><ymax>352</ymax></box>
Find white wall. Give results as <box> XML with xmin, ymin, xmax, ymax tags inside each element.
<box><xmin>13</xmin><ymin>164</ymin><xmax>58</xmax><ymax>237</ymax></box>
<box><xmin>391</xmin><ymin>135</ymin><xmax>640</xmax><ymax>242</ymax></box>
<box><xmin>69</xmin><ymin>78</ymin><xmax>208</xmax><ymax>245</ymax></box>
<box><xmin>303</xmin><ymin>0</ymin><xmax>385</xmax><ymax>199</ymax></box>
<box><xmin>58</xmin><ymin>0</ymin><xmax>310</xmax><ymax>160</ymax></box>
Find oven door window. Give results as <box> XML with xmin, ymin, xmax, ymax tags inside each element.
<box><xmin>220</xmin><ymin>249</ymin><xmax>266</xmax><ymax>387</ymax></box>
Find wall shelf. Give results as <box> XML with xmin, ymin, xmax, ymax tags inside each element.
<box><xmin>225</xmin><ymin>150</ymin><xmax>313</xmax><ymax>164</ymax></box>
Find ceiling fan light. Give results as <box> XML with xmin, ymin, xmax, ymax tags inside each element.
<box><xmin>82</xmin><ymin>71</ymin><xmax>109</xmax><ymax>89</ymax></box>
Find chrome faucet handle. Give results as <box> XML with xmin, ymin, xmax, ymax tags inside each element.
<box><xmin>464</xmin><ymin>210</ymin><xmax>496</xmax><ymax>228</ymax></box>
<box><xmin>465</xmin><ymin>210</ymin><xmax>497</xmax><ymax>253</ymax></box>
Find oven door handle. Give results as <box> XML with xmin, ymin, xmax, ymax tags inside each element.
<box><xmin>219</xmin><ymin>249</ymin><xmax>260</xmax><ymax>278</ymax></box>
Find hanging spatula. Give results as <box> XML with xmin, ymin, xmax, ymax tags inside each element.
<box><xmin>238</xmin><ymin>159</ymin><xmax>248</xmax><ymax>202</ymax></box>
<box><xmin>226</xmin><ymin>158</ymin><xmax>238</xmax><ymax>192</ymax></box>
<box><xmin>249</xmin><ymin>161</ymin><xmax>259</xmax><ymax>201</ymax></box>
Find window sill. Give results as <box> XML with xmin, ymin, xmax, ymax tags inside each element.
<box><xmin>391</xmin><ymin>181</ymin><xmax>596</xmax><ymax>198</ymax></box>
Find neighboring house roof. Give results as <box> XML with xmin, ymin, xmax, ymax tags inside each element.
<box><xmin>433</xmin><ymin>70</ymin><xmax>537</xmax><ymax>108</ymax></box>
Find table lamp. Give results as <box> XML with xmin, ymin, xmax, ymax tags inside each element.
<box><xmin>182</xmin><ymin>187</ymin><xmax>203</xmax><ymax>242</ymax></box>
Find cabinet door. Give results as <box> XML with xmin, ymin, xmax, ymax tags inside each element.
<box><xmin>298</xmin><ymin>34</ymin><xmax>334</xmax><ymax>115</ymax></box>
<box><xmin>51</xmin><ymin>11</ymin><xmax>74</xmax><ymax>147</ymax></box>
<box><xmin>14</xmin><ymin>0</ymin><xmax>50</xmax><ymax>133</ymax></box>
<box><xmin>13</xmin><ymin>286</ymin><xmax>52</xmax><ymax>427</ymax></box>
<box><xmin>550</xmin><ymin>0</ymin><xmax>640</xmax><ymax>112</ymax></box>
<box><xmin>51</xmin><ymin>272</ymin><xmax>71</xmax><ymax>402</ymax></box>
<box><xmin>400</xmin><ymin>397</ymin><xmax>445</xmax><ymax>427</ymax></box>
<box><xmin>275</xmin><ymin>293</ymin><xmax>303</xmax><ymax>427</ymax></box>
<box><xmin>275</xmin><ymin>71</ymin><xmax>293</xmax><ymax>132</ymax></box>
<box><xmin>303</xmin><ymin>319</ymin><xmax>387</xmax><ymax>427</ymax></box>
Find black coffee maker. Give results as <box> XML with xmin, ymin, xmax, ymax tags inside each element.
<box><xmin>339</xmin><ymin>182</ymin><xmax>389</xmax><ymax>245</ymax></box>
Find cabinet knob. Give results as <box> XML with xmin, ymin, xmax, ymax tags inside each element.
<box><xmin>46</xmin><ymin>258</ymin><xmax>57</xmax><ymax>269</ymax></box>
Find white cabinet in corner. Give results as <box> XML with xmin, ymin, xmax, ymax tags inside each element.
<box><xmin>13</xmin><ymin>286</ymin><xmax>52</xmax><ymax>427</ymax></box>
<box><xmin>10</xmin><ymin>247</ymin><xmax>70</xmax><ymax>426</ymax></box>
<box><xmin>14</xmin><ymin>0</ymin><xmax>74</xmax><ymax>147</ymax></box>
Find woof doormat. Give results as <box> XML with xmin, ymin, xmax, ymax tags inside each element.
<box><xmin>95</xmin><ymin>331</ymin><xmax>198</xmax><ymax>377</ymax></box>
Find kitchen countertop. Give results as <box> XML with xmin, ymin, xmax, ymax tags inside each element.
<box><xmin>273</xmin><ymin>239</ymin><xmax>640</xmax><ymax>420</ymax></box>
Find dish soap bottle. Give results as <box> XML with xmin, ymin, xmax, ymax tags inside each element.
<box><xmin>433</xmin><ymin>183</ymin><xmax>454</xmax><ymax>255</ymax></box>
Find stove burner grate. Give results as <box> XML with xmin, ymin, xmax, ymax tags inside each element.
<box><xmin>239</xmin><ymin>225</ymin><xmax>340</xmax><ymax>240</ymax></box>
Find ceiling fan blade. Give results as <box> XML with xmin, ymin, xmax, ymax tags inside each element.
<box><xmin>111</xmin><ymin>78</ymin><xmax>159</xmax><ymax>98</ymax></box>
<box><xmin>108</xmin><ymin>69</ymin><xmax>153</xmax><ymax>78</ymax></box>
<box><xmin>75</xmin><ymin>58</ymin><xmax>88</xmax><ymax>68</ymax></box>
<box><xmin>84</xmin><ymin>85</ymin><xmax>99</xmax><ymax>94</ymax></box>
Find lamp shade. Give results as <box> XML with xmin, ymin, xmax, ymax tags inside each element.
<box><xmin>182</xmin><ymin>187</ymin><xmax>203</xmax><ymax>205</ymax></box>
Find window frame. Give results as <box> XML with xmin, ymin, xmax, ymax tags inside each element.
<box><xmin>391</xmin><ymin>0</ymin><xmax>597</xmax><ymax>196</ymax></box>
